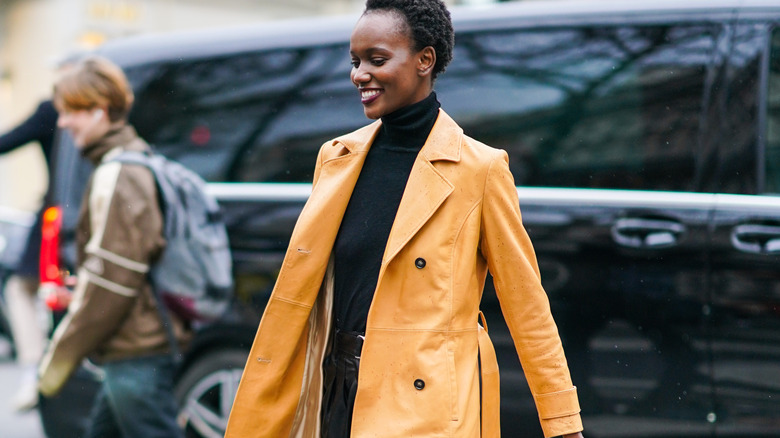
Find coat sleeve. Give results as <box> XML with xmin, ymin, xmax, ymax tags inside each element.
<box><xmin>479</xmin><ymin>151</ymin><xmax>583</xmax><ymax>437</ymax></box>
<box><xmin>38</xmin><ymin>162</ymin><xmax>164</xmax><ymax>396</ymax></box>
<box><xmin>224</xmin><ymin>142</ymin><xmax>330</xmax><ymax>438</ymax></box>
<box><xmin>0</xmin><ymin>101</ymin><xmax>57</xmax><ymax>154</ymax></box>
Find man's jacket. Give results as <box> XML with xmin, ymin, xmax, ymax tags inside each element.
<box><xmin>39</xmin><ymin>125</ymin><xmax>188</xmax><ymax>397</ymax></box>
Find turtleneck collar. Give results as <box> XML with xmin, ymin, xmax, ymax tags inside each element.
<box><xmin>81</xmin><ymin>124</ymin><xmax>143</xmax><ymax>165</ymax></box>
<box><xmin>378</xmin><ymin>91</ymin><xmax>441</xmax><ymax>151</ymax></box>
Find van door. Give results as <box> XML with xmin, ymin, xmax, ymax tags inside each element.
<box><xmin>710</xmin><ymin>21</ymin><xmax>780</xmax><ymax>435</ymax></box>
<box><xmin>438</xmin><ymin>17</ymin><xmax>726</xmax><ymax>437</ymax></box>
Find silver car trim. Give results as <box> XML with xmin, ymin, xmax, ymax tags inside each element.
<box><xmin>206</xmin><ymin>183</ymin><xmax>780</xmax><ymax>211</ymax></box>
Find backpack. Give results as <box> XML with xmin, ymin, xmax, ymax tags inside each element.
<box><xmin>110</xmin><ymin>151</ymin><xmax>233</xmax><ymax>323</ymax></box>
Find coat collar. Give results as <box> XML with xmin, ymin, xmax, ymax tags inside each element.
<box><xmin>278</xmin><ymin>109</ymin><xmax>465</xmax><ymax>307</ymax></box>
<box><xmin>82</xmin><ymin>124</ymin><xmax>145</xmax><ymax>165</ymax></box>
<box><xmin>329</xmin><ymin>109</ymin><xmax>464</xmax><ymax>265</ymax></box>
<box><xmin>381</xmin><ymin>110</ymin><xmax>461</xmax><ymax>264</ymax></box>
<box><xmin>330</xmin><ymin>109</ymin><xmax>462</xmax><ymax>163</ymax></box>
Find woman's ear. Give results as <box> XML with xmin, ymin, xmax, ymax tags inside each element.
<box><xmin>417</xmin><ymin>46</ymin><xmax>436</xmax><ymax>77</ymax></box>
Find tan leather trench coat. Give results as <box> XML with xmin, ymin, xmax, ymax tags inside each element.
<box><xmin>225</xmin><ymin>110</ymin><xmax>583</xmax><ymax>437</ymax></box>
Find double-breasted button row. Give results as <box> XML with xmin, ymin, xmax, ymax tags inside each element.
<box><xmin>411</xmin><ymin>258</ymin><xmax>426</xmax><ymax>391</ymax></box>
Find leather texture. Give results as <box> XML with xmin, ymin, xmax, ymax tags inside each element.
<box><xmin>225</xmin><ymin>111</ymin><xmax>582</xmax><ymax>437</ymax></box>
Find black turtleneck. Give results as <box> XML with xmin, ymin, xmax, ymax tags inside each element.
<box><xmin>333</xmin><ymin>92</ymin><xmax>441</xmax><ymax>334</ymax></box>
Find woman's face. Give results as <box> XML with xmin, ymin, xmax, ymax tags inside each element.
<box><xmin>349</xmin><ymin>11</ymin><xmax>434</xmax><ymax>119</ymax></box>
<box><xmin>56</xmin><ymin>106</ymin><xmax>110</xmax><ymax>148</ymax></box>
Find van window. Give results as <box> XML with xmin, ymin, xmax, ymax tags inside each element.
<box><xmin>765</xmin><ymin>28</ymin><xmax>780</xmax><ymax>193</ymax></box>
<box><xmin>715</xmin><ymin>23</ymin><xmax>764</xmax><ymax>195</ymax></box>
<box><xmin>126</xmin><ymin>43</ymin><xmax>362</xmax><ymax>183</ymax></box>
<box><xmin>125</xmin><ymin>23</ymin><xmax>720</xmax><ymax>191</ymax></box>
<box><xmin>438</xmin><ymin>24</ymin><xmax>719</xmax><ymax>191</ymax></box>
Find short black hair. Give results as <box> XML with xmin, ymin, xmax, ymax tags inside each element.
<box><xmin>365</xmin><ymin>0</ymin><xmax>454</xmax><ymax>80</ymax></box>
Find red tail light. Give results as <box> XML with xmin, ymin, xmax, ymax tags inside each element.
<box><xmin>39</xmin><ymin>206</ymin><xmax>63</xmax><ymax>285</ymax></box>
<box><xmin>39</xmin><ymin>206</ymin><xmax>68</xmax><ymax>311</ymax></box>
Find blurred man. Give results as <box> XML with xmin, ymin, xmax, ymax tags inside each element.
<box><xmin>38</xmin><ymin>56</ymin><xmax>188</xmax><ymax>438</ymax></box>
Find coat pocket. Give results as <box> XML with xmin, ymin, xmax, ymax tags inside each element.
<box><xmin>447</xmin><ymin>347</ymin><xmax>459</xmax><ymax>421</ymax></box>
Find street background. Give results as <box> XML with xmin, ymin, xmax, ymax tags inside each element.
<box><xmin>0</xmin><ymin>1</ymin><xmax>528</xmax><ymax>437</ymax></box>
<box><xmin>0</xmin><ymin>0</ymin><xmax>517</xmax><ymax>212</ymax></box>
<box><xmin>0</xmin><ymin>338</ymin><xmax>45</xmax><ymax>438</ymax></box>
<box><xmin>0</xmin><ymin>0</ymin><xmax>363</xmax><ymax>213</ymax></box>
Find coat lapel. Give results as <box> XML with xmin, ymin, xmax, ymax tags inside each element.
<box><xmin>279</xmin><ymin>122</ymin><xmax>379</xmax><ymax>306</ymax></box>
<box><xmin>313</xmin><ymin>120</ymin><xmax>379</xmax><ymax>213</ymax></box>
<box><xmin>286</xmin><ymin>110</ymin><xmax>463</xmax><ymax>304</ymax></box>
<box><xmin>382</xmin><ymin>110</ymin><xmax>462</xmax><ymax>264</ymax></box>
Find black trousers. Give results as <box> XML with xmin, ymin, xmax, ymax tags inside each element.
<box><xmin>321</xmin><ymin>330</ymin><xmax>363</xmax><ymax>438</ymax></box>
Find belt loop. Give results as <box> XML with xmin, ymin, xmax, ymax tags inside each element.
<box><xmin>479</xmin><ymin>310</ymin><xmax>489</xmax><ymax>333</ymax></box>
<box><xmin>355</xmin><ymin>333</ymin><xmax>365</xmax><ymax>359</ymax></box>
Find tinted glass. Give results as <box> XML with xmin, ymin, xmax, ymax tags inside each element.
<box><xmin>437</xmin><ymin>24</ymin><xmax>718</xmax><ymax>191</ymax></box>
<box><xmin>766</xmin><ymin>28</ymin><xmax>780</xmax><ymax>193</ymax></box>
<box><xmin>716</xmin><ymin>23</ymin><xmax>764</xmax><ymax>194</ymax></box>
<box><xmin>124</xmin><ymin>43</ymin><xmax>363</xmax><ymax>183</ymax></box>
<box><xmin>123</xmin><ymin>24</ymin><xmax>719</xmax><ymax>191</ymax></box>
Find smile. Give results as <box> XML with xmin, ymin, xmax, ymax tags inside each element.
<box><xmin>360</xmin><ymin>89</ymin><xmax>382</xmax><ymax>104</ymax></box>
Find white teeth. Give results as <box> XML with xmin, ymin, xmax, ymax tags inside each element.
<box><xmin>361</xmin><ymin>90</ymin><xmax>380</xmax><ymax>99</ymax></box>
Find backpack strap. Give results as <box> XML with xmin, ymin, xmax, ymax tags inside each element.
<box><xmin>152</xmin><ymin>287</ymin><xmax>183</xmax><ymax>365</ymax></box>
<box><xmin>108</xmin><ymin>150</ymin><xmax>182</xmax><ymax>365</ymax></box>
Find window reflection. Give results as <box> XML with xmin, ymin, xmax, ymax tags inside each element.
<box><xmin>440</xmin><ymin>25</ymin><xmax>717</xmax><ymax>191</ymax></box>
<box><xmin>125</xmin><ymin>44</ymin><xmax>359</xmax><ymax>183</ymax></box>
<box><xmin>715</xmin><ymin>24</ymin><xmax>764</xmax><ymax>195</ymax></box>
<box><xmin>765</xmin><ymin>28</ymin><xmax>780</xmax><ymax>193</ymax></box>
<box><xmin>123</xmin><ymin>24</ymin><xmax>720</xmax><ymax>192</ymax></box>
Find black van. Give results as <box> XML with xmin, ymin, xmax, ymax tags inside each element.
<box><xmin>33</xmin><ymin>1</ymin><xmax>780</xmax><ymax>437</ymax></box>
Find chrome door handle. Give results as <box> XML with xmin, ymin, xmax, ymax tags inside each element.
<box><xmin>731</xmin><ymin>224</ymin><xmax>780</xmax><ymax>254</ymax></box>
<box><xmin>612</xmin><ymin>218</ymin><xmax>685</xmax><ymax>249</ymax></box>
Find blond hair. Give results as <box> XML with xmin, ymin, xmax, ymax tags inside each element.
<box><xmin>53</xmin><ymin>56</ymin><xmax>134</xmax><ymax>122</ymax></box>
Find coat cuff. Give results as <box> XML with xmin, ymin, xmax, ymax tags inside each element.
<box><xmin>534</xmin><ymin>386</ymin><xmax>583</xmax><ymax>437</ymax></box>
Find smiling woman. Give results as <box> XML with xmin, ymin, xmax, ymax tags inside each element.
<box><xmin>224</xmin><ymin>1</ymin><xmax>584</xmax><ymax>438</ymax></box>
<box><xmin>349</xmin><ymin>8</ymin><xmax>436</xmax><ymax>119</ymax></box>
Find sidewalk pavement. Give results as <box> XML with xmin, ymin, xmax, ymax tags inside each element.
<box><xmin>0</xmin><ymin>337</ymin><xmax>45</xmax><ymax>438</ymax></box>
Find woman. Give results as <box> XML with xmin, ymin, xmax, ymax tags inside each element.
<box><xmin>226</xmin><ymin>1</ymin><xmax>585</xmax><ymax>437</ymax></box>
<box><xmin>0</xmin><ymin>99</ymin><xmax>57</xmax><ymax>411</ymax></box>
<box><xmin>38</xmin><ymin>56</ymin><xmax>187</xmax><ymax>438</ymax></box>
<box><xmin>0</xmin><ymin>54</ymin><xmax>83</xmax><ymax>410</ymax></box>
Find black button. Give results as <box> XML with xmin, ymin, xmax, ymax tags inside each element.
<box><xmin>415</xmin><ymin>258</ymin><xmax>426</xmax><ymax>269</ymax></box>
<box><xmin>414</xmin><ymin>379</ymin><xmax>425</xmax><ymax>390</ymax></box>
